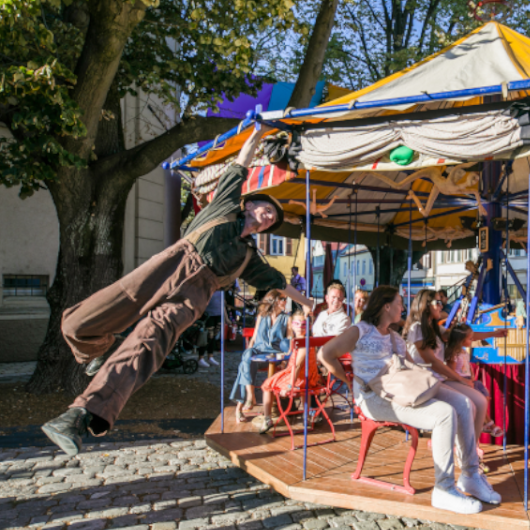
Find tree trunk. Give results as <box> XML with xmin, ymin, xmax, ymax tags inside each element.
<box><xmin>287</xmin><ymin>0</ymin><xmax>339</xmax><ymax>109</ymax></box>
<box><xmin>26</xmin><ymin>167</ymin><xmax>131</xmax><ymax>395</ymax></box>
<box><xmin>367</xmin><ymin>246</ymin><xmax>426</xmax><ymax>288</ymax></box>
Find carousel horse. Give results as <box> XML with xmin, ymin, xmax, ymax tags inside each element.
<box><xmin>357</xmin><ymin>163</ymin><xmax>486</xmax><ymax>218</ymax></box>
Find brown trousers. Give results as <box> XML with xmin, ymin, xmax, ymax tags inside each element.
<box><xmin>63</xmin><ymin>240</ymin><xmax>219</xmax><ymax>427</ymax></box>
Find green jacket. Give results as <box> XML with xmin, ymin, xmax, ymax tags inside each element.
<box><xmin>185</xmin><ymin>164</ymin><xmax>286</xmax><ymax>291</ymax></box>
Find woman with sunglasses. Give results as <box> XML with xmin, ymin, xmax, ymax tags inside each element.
<box><xmin>404</xmin><ymin>289</ymin><xmax>506</xmax><ymax>446</ymax></box>
<box><xmin>230</xmin><ymin>289</ymin><xmax>291</xmax><ymax>422</ymax></box>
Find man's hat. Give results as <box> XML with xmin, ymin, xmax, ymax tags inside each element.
<box><xmin>243</xmin><ymin>193</ymin><xmax>284</xmax><ymax>234</ymax></box>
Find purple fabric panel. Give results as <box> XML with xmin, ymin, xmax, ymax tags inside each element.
<box><xmin>206</xmin><ymin>83</ymin><xmax>274</xmax><ymax>120</ymax></box>
<box><xmin>197</xmin><ymin>83</ymin><xmax>273</xmax><ymax>148</ymax></box>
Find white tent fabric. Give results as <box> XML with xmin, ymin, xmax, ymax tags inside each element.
<box><xmin>357</xmin><ymin>23</ymin><xmax>522</xmax><ymax>108</ymax></box>
<box><xmin>299</xmin><ymin>110</ymin><xmax>523</xmax><ymax>170</ymax></box>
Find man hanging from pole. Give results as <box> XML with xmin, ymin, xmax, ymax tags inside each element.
<box><xmin>41</xmin><ymin>124</ymin><xmax>314</xmax><ymax>456</ymax></box>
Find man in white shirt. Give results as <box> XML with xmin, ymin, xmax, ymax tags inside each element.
<box><xmin>313</xmin><ymin>282</ymin><xmax>352</xmax><ymax>337</ymax></box>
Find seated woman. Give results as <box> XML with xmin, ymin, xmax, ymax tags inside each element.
<box><xmin>254</xmin><ymin>310</ymin><xmax>321</xmax><ymax>433</ymax></box>
<box><xmin>230</xmin><ymin>289</ymin><xmax>291</xmax><ymax>422</ymax></box>
<box><xmin>403</xmin><ymin>289</ymin><xmax>507</xmax><ymax>467</ymax></box>
<box><xmin>318</xmin><ymin>286</ymin><xmax>501</xmax><ymax>515</ymax></box>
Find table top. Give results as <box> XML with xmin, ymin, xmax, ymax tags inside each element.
<box><xmin>251</xmin><ymin>353</ymin><xmax>289</xmax><ymax>363</ymax></box>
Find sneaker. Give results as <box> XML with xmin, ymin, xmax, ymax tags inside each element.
<box><xmin>208</xmin><ymin>357</ymin><xmax>220</xmax><ymax>366</ymax></box>
<box><xmin>431</xmin><ymin>486</ymin><xmax>482</xmax><ymax>514</ymax></box>
<box><xmin>41</xmin><ymin>408</ymin><xmax>92</xmax><ymax>456</ymax></box>
<box><xmin>198</xmin><ymin>358</ymin><xmax>210</xmax><ymax>368</ymax></box>
<box><xmin>457</xmin><ymin>472</ymin><xmax>502</xmax><ymax>504</ymax></box>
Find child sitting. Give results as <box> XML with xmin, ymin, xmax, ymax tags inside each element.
<box><xmin>254</xmin><ymin>310</ymin><xmax>322</xmax><ymax>434</ymax></box>
<box><xmin>445</xmin><ymin>323</ymin><xmax>504</xmax><ymax>438</ymax></box>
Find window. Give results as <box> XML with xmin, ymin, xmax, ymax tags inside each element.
<box><xmin>423</xmin><ymin>252</ymin><xmax>432</xmax><ymax>269</ymax></box>
<box><xmin>357</xmin><ymin>261</ymin><xmax>360</xmax><ymax>275</ymax></box>
<box><xmin>3</xmin><ymin>275</ymin><xmax>48</xmax><ymax>297</ymax></box>
<box><xmin>369</xmin><ymin>260</ymin><xmax>373</xmax><ymax>274</ymax></box>
<box><xmin>270</xmin><ymin>235</ymin><xmax>285</xmax><ymax>256</ymax></box>
<box><xmin>351</xmin><ymin>261</ymin><xmax>355</xmax><ymax>275</ymax></box>
<box><xmin>509</xmin><ymin>248</ymin><xmax>527</xmax><ymax>257</ymax></box>
<box><xmin>314</xmin><ymin>255</ymin><xmax>324</xmax><ymax>267</ymax></box>
<box><xmin>362</xmin><ymin>261</ymin><xmax>366</xmax><ymax>275</ymax></box>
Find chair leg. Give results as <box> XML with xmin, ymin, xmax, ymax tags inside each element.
<box><xmin>351</xmin><ymin>420</ymin><xmax>378</xmax><ymax>480</ymax></box>
<box><xmin>402</xmin><ymin>425</ymin><xmax>419</xmax><ymax>495</ymax></box>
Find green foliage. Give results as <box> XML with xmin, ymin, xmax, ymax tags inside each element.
<box><xmin>0</xmin><ymin>0</ymin><xmax>299</xmax><ymax>197</ymax></box>
<box><xmin>119</xmin><ymin>0</ymin><xmax>298</xmax><ymax>113</ymax></box>
<box><xmin>255</xmin><ymin>0</ymin><xmax>530</xmax><ymax>91</ymax></box>
<box><xmin>0</xmin><ymin>0</ymin><xmax>86</xmax><ymax>198</ymax></box>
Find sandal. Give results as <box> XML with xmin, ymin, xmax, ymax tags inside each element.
<box><xmin>236</xmin><ymin>410</ymin><xmax>247</xmax><ymax>423</ymax></box>
<box><xmin>483</xmin><ymin>421</ymin><xmax>504</xmax><ymax>438</ymax></box>
<box><xmin>242</xmin><ymin>400</ymin><xmax>254</xmax><ymax>412</ymax></box>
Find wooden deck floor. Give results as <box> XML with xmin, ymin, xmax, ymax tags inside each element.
<box><xmin>205</xmin><ymin>406</ymin><xmax>530</xmax><ymax>530</ymax></box>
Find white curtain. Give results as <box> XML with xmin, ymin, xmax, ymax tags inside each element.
<box><xmin>298</xmin><ymin>110</ymin><xmax>522</xmax><ymax>170</ymax></box>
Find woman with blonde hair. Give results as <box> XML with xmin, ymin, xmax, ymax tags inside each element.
<box><xmin>230</xmin><ymin>289</ymin><xmax>291</xmax><ymax>422</ymax></box>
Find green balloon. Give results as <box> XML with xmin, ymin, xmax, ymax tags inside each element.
<box><xmin>390</xmin><ymin>145</ymin><xmax>415</xmax><ymax>166</ymax></box>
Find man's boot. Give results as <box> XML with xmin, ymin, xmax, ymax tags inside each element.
<box><xmin>85</xmin><ymin>336</ymin><xmax>124</xmax><ymax>376</ymax></box>
<box><xmin>41</xmin><ymin>407</ymin><xmax>92</xmax><ymax>456</ymax></box>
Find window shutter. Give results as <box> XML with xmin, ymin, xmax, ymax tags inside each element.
<box><xmin>285</xmin><ymin>238</ymin><xmax>292</xmax><ymax>256</ymax></box>
<box><xmin>258</xmin><ymin>234</ymin><xmax>266</xmax><ymax>254</ymax></box>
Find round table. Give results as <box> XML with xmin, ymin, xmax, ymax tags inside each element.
<box><xmin>251</xmin><ymin>352</ymin><xmax>288</xmax><ymax>378</ymax></box>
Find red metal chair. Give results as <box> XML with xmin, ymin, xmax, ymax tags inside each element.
<box><xmin>326</xmin><ymin>353</ymin><xmax>354</xmax><ymax>412</ymax></box>
<box><xmin>270</xmin><ymin>336</ymin><xmax>336</xmax><ymax>450</ymax></box>
<box><xmin>351</xmin><ymin>404</ymin><xmax>419</xmax><ymax>495</ymax></box>
<box><xmin>242</xmin><ymin>327</ymin><xmax>254</xmax><ymax>348</ymax></box>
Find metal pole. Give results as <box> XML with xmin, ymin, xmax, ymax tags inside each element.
<box><xmin>353</xmin><ymin>192</ymin><xmax>358</xmax><ymax>294</ymax></box>
<box><xmin>376</xmin><ymin>207</ymin><xmax>380</xmax><ymax>288</ymax></box>
<box><xmin>503</xmin><ymin>173</ymin><xmax>509</xmax><ymax>452</ymax></box>
<box><xmin>304</xmin><ymin>169</ymin><xmax>311</xmax><ymax>481</ymax></box>
<box><xmin>408</xmin><ymin>199</ymin><xmax>412</xmax><ymax>314</ymax></box>
<box><xmin>524</xmin><ymin>171</ymin><xmax>530</xmax><ymax>510</ymax></box>
<box><xmin>220</xmin><ymin>290</ymin><xmax>225</xmax><ymax>434</ymax></box>
<box><xmin>347</xmin><ymin>196</ymin><xmax>352</xmax><ymax>317</ymax></box>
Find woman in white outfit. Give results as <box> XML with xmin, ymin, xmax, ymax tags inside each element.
<box><xmin>403</xmin><ymin>289</ymin><xmax>506</xmax><ymax>450</ymax></box>
<box><xmin>318</xmin><ymin>286</ymin><xmax>501</xmax><ymax>515</ymax></box>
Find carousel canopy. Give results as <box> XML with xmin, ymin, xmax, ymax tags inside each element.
<box><xmin>174</xmin><ymin>22</ymin><xmax>530</xmax><ymax>251</ymax></box>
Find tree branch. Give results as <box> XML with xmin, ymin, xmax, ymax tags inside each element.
<box><xmin>287</xmin><ymin>0</ymin><xmax>339</xmax><ymax>108</ymax></box>
<box><xmin>66</xmin><ymin>0</ymin><xmax>147</xmax><ymax>158</ymax></box>
<box><xmin>345</xmin><ymin>4</ymin><xmax>381</xmax><ymax>81</ymax></box>
<box><xmin>92</xmin><ymin>115</ymin><xmax>240</xmax><ymax>185</ymax></box>
<box><xmin>417</xmin><ymin>0</ymin><xmax>441</xmax><ymax>55</ymax></box>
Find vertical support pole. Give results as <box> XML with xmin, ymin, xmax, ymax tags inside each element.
<box><xmin>407</xmin><ymin>200</ymin><xmax>412</xmax><ymax>314</ymax></box>
<box><xmin>353</xmin><ymin>193</ymin><xmax>358</xmax><ymax>294</ymax></box>
<box><xmin>503</xmin><ymin>173</ymin><xmax>509</xmax><ymax>452</ymax></box>
<box><xmin>482</xmin><ymin>160</ymin><xmax>502</xmax><ymax>305</ymax></box>
<box><xmin>220</xmin><ymin>290</ymin><xmax>225</xmax><ymax>434</ymax></box>
<box><xmin>347</xmin><ymin>196</ymin><xmax>352</xmax><ymax>317</ymax></box>
<box><xmin>303</xmin><ymin>170</ymin><xmax>311</xmax><ymax>481</ymax></box>
<box><xmin>242</xmin><ymin>281</ymin><xmax>246</xmax><ymax>330</ymax></box>
<box><xmin>376</xmin><ymin>206</ymin><xmax>380</xmax><ymax>288</ymax></box>
<box><xmin>524</xmin><ymin>171</ymin><xmax>530</xmax><ymax>511</ymax></box>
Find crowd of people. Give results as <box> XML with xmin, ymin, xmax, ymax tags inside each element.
<box><xmin>233</xmin><ymin>281</ymin><xmax>507</xmax><ymax>515</ymax></box>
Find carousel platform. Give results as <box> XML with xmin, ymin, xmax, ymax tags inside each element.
<box><xmin>205</xmin><ymin>406</ymin><xmax>530</xmax><ymax>530</ymax></box>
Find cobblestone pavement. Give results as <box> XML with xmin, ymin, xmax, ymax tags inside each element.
<box><xmin>0</xmin><ymin>439</ymin><xmax>481</xmax><ymax>530</ymax></box>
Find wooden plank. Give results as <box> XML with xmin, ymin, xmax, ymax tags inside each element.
<box><xmin>205</xmin><ymin>409</ymin><xmax>530</xmax><ymax>530</ymax></box>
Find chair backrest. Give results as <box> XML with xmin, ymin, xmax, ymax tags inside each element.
<box><xmin>292</xmin><ymin>336</ymin><xmax>334</xmax><ymax>350</ymax></box>
<box><xmin>242</xmin><ymin>328</ymin><xmax>254</xmax><ymax>338</ymax></box>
